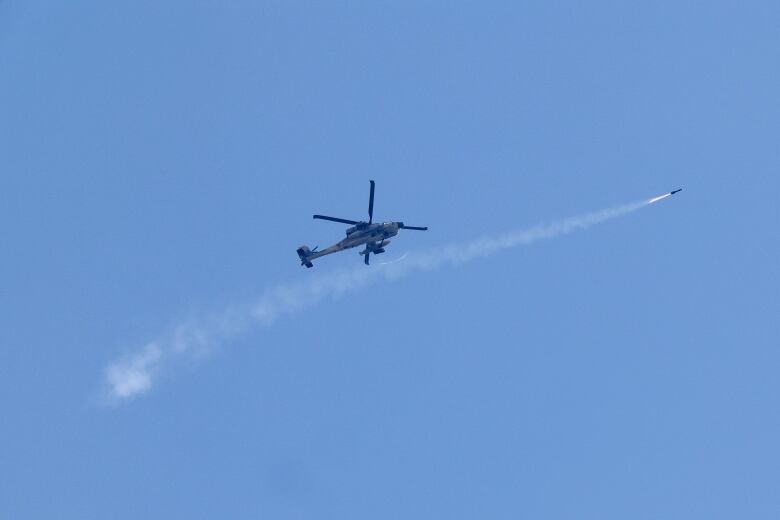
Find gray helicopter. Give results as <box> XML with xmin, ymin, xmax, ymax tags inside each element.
<box><xmin>297</xmin><ymin>180</ymin><xmax>428</xmax><ymax>267</ymax></box>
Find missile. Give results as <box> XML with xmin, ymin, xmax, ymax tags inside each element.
<box><xmin>648</xmin><ymin>188</ymin><xmax>682</xmax><ymax>204</ymax></box>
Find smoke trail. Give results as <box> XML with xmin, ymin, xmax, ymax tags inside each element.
<box><xmin>379</xmin><ymin>252</ymin><xmax>409</xmax><ymax>265</ymax></box>
<box><xmin>102</xmin><ymin>195</ymin><xmax>663</xmax><ymax>404</ymax></box>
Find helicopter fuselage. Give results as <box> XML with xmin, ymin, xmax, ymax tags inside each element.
<box><xmin>309</xmin><ymin>222</ymin><xmax>400</xmax><ymax>261</ymax></box>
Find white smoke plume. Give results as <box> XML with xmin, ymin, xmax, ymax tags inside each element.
<box><xmin>102</xmin><ymin>195</ymin><xmax>665</xmax><ymax>404</ymax></box>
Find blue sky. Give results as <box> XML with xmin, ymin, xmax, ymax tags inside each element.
<box><xmin>2</xmin><ymin>1</ymin><xmax>779</xmax><ymax>518</ymax></box>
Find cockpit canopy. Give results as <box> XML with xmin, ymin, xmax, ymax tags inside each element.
<box><xmin>345</xmin><ymin>222</ymin><xmax>369</xmax><ymax>235</ymax></box>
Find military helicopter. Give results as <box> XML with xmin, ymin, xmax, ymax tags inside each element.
<box><xmin>297</xmin><ymin>180</ymin><xmax>428</xmax><ymax>267</ymax></box>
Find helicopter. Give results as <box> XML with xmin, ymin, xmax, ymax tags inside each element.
<box><xmin>297</xmin><ymin>180</ymin><xmax>428</xmax><ymax>267</ymax></box>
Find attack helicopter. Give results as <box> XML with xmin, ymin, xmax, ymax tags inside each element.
<box><xmin>297</xmin><ymin>180</ymin><xmax>427</xmax><ymax>267</ymax></box>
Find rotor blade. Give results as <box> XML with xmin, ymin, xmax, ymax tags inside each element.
<box><xmin>313</xmin><ymin>215</ymin><xmax>359</xmax><ymax>225</ymax></box>
<box><xmin>368</xmin><ymin>180</ymin><xmax>375</xmax><ymax>224</ymax></box>
<box><xmin>400</xmin><ymin>225</ymin><xmax>428</xmax><ymax>231</ymax></box>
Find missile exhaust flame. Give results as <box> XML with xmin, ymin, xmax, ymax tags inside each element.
<box><xmin>648</xmin><ymin>193</ymin><xmax>671</xmax><ymax>204</ymax></box>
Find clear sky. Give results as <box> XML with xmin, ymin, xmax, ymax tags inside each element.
<box><xmin>2</xmin><ymin>1</ymin><xmax>779</xmax><ymax>518</ymax></box>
